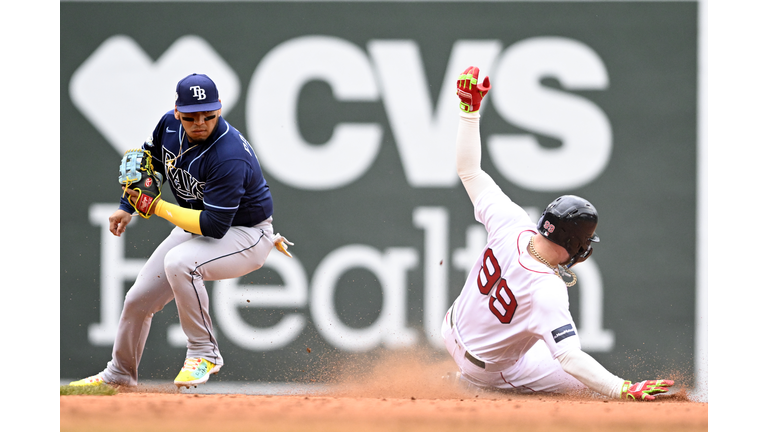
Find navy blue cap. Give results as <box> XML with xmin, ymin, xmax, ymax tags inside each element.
<box><xmin>175</xmin><ymin>73</ymin><xmax>222</xmax><ymax>113</ymax></box>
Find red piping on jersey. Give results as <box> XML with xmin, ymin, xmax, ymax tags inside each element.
<box><xmin>517</xmin><ymin>230</ymin><xmax>554</xmax><ymax>275</ymax></box>
<box><xmin>499</xmin><ymin>371</ymin><xmax>539</xmax><ymax>393</ymax></box>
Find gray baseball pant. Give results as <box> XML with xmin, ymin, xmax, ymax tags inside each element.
<box><xmin>101</xmin><ymin>219</ymin><xmax>274</xmax><ymax>386</ymax></box>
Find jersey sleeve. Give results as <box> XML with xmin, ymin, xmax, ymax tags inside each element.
<box><xmin>473</xmin><ymin>186</ymin><xmax>532</xmax><ymax>239</ymax></box>
<box><xmin>455</xmin><ymin>112</ymin><xmax>499</xmax><ymax>204</ymax></box>
<box><xmin>558</xmin><ymin>349</ymin><xmax>625</xmax><ymax>398</ymax></box>
<box><xmin>529</xmin><ymin>279</ymin><xmax>582</xmax><ymax>359</ymax></box>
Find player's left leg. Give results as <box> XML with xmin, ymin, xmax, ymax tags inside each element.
<box><xmin>440</xmin><ymin>308</ymin><xmax>492</xmax><ymax>393</ymax></box>
<box><xmin>71</xmin><ymin>227</ymin><xmax>192</xmax><ymax>387</ymax></box>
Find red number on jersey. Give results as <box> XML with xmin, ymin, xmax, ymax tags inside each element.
<box><xmin>476</xmin><ymin>248</ymin><xmax>518</xmax><ymax>324</ymax></box>
<box><xmin>489</xmin><ymin>279</ymin><xmax>518</xmax><ymax>324</ymax></box>
<box><xmin>477</xmin><ymin>248</ymin><xmax>501</xmax><ymax>295</ymax></box>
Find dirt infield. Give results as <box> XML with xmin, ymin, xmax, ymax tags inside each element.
<box><xmin>60</xmin><ymin>350</ymin><xmax>707</xmax><ymax>432</ymax></box>
<box><xmin>61</xmin><ymin>393</ymin><xmax>707</xmax><ymax>432</ymax></box>
<box><xmin>60</xmin><ymin>392</ymin><xmax>707</xmax><ymax>432</ymax></box>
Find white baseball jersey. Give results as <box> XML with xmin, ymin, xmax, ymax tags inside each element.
<box><xmin>444</xmin><ymin>110</ymin><xmax>624</xmax><ymax>397</ymax></box>
<box><xmin>451</xmin><ymin>185</ymin><xmax>581</xmax><ymax>368</ymax></box>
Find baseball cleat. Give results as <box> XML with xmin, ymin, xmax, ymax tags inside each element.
<box><xmin>69</xmin><ymin>373</ymin><xmax>109</xmax><ymax>387</ymax></box>
<box><xmin>173</xmin><ymin>358</ymin><xmax>222</xmax><ymax>388</ymax></box>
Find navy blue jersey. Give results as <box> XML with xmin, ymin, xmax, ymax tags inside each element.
<box><xmin>120</xmin><ymin>110</ymin><xmax>273</xmax><ymax>238</ymax></box>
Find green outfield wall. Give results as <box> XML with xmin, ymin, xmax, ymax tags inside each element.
<box><xmin>60</xmin><ymin>1</ymin><xmax>701</xmax><ymax>389</ymax></box>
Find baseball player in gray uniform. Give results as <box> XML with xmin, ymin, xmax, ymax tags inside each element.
<box><xmin>444</xmin><ymin>66</ymin><xmax>674</xmax><ymax>400</ymax></box>
<box><xmin>70</xmin><ymin>73</ymin><xmax>293</xmax><ymax>388</ymax></box>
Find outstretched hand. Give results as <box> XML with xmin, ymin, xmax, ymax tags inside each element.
<box><xmin>109</xmin><ymin>208</ymin><xmax>133</xmax><ymax>237</ymax></box>
<box><xmin>621</xmin><ymin>380</ymin><xmax>675</xmax><ymax>401</ymax></box>
<box><xmin>456</xmin><ymin>66</ymin><xmax>491</xmax><ymax>113</ymax></box>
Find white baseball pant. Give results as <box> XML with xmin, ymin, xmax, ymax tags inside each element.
<box><xmin>441</xmin><ymin>305</ymin><xmax>586</xmax><ymax>394</ymax></box>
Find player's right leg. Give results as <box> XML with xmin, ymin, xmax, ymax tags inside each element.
<box><xmin>495</xmin><ymin>340</ymin><xmax>587</xmax><ymax>394</ymax></box>
<box><xmin>69</xmin><ymin>228</ymin><xmax>192</xmax><ymax>387</ymax></box>
<box><xmin>440</xmin><ymin>306</ymin><xmax>584</xmax><ymax>396</ymax></box>
<box><xmin>163</xmin><ymin>221</ymin><xmax>274</xmax><ymax>388</ymax></box>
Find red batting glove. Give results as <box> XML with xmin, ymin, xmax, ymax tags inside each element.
<box><xmin>621</xmin><ymin>380</ymin><xmax>675</xmax><ymax>401</ymax></box>
<box><xmin>456</xmin><ymin>66</ymin><xmax>491</xmax><ymax>113</ymax></box>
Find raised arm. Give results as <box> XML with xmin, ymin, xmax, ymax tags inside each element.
<box><xmin>455</xmin><ymin>66</ymin><xmax>499</xmax><ymax>204</ymax></box>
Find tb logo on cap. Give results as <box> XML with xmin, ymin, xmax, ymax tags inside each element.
<box><xmin>190</xmin><ymin>86</ymin><xmax>207</xmax><ymax>101</ymax></box>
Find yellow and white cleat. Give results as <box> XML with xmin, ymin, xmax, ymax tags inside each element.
<box><xmin>174</xmin><ymin>358</ymin><xmax>222</xmax><ymax>388</ymax></box>
<box><xmin>69</xmin><ymin>373</ymin><xmax>109</xmax><ymax>387</ymax></box>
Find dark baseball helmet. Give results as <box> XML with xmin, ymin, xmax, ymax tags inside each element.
<box><xmin>537</xmin><ymin>195</ymin><xmax>600</xmax><ymax>268</ymax></box>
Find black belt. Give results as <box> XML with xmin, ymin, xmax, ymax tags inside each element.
<box><xmin>450</xmin><ymin>305</ymin><xmax>486</xmax><ymax>369</ymax></box>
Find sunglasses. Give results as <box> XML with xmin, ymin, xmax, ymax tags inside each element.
<box><xmin>180</xmin><ymin>114</ymin><xmax>217</xmax><ymax>122</ymax></box>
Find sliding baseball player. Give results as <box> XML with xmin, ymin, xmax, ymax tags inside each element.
<box><xmin>442</xmin><ymin>66</ymin><xmax>673</xmax><ymax>400</ymax></box>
